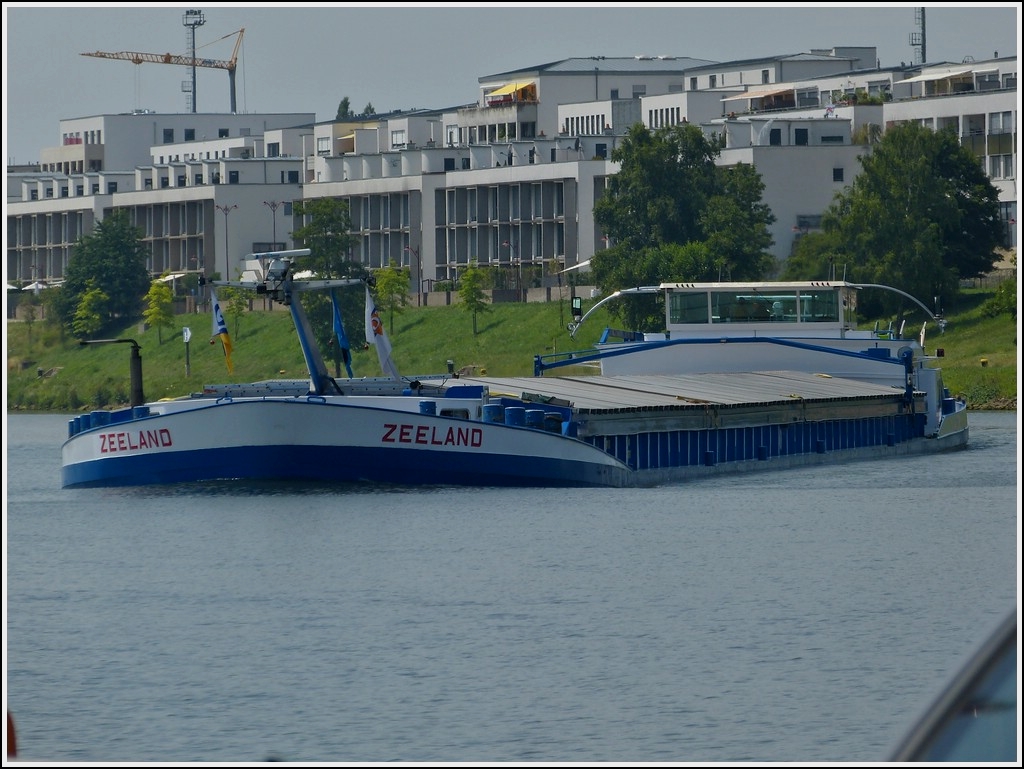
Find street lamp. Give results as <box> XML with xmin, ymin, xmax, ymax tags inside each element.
<box><xmin>264</xmin><ymin>200</ymin><xmax>282</xmax><ymax>250</ymax></box>
<box><xmin>215</xmin><ymin>204</ymin><xmax>238</xmax><ymax>271</ymax></box>
<box><xmin>403</xmin><ymin>245</ymin><xmax>421</xmax><ymax>306</ymax></box>
<box><xmin>502</xmin><ymin>239</ymin><xmax>524</xmax><ymax>302</ymax></box>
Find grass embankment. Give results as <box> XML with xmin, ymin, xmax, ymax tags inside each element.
<box><xmin>5</xmin><ymin>286</ymin><xmax>1017</xmax><ymax>412</ymax></box>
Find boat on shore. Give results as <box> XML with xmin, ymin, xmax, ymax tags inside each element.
<box><xmin>61</xmin><ymin>257</ymin><xmax>968</xmax><ymax>490</ymax></box>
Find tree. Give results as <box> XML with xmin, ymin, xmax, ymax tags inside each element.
<box><xmin>291</xmin><ymin>197</ymin><xmax>367</xmax><ymax>370</ymax></box>
<box><xmin>700</xmin><ymin>162</ymin><xmax>777</xmax><ymax>279</ymax></box>
<box><xmin>822</xmin><ymin>122</ymin><xmax>1003</xmax><ymax>318</ymax></box>
<box><xmin>594</xmin><ymin>123</ymin><xmax>720</xmax><ymax>252</ymax></box>
<box><xmin>457</xmin><ymin>263</ymin><xmax>491</xmax><ymax>335</ymax></box>
<box><xmin>373</xmin><ymin>263</ymin><xmax>410</xmax><ymax>335</ymax></box>
<box><xmin>591</xmin><ymin>123</ymin><xmax>775</xmax><ymax>331</ymax></box>
<box><xmin>52</xmin><ymin>209</ymin><xmax>151</xmax><ymax>333</ymax></box>
<box><xmin>292</xmin><ymin>197</ymin><xmax>359</xmax><ymax>279</ymax></box>
<box><xmin>72</xmin><ymin>283</ymin><xmax>110</xmax><ymax>340</ymax></box>
<box><xmin>143</xmin><ymin>280</ymin><xmax>175</xmax><ymax>343</ymax></box>
<box><xmin>361</xmin><ymin>102</ymin><xmax>375</xmax><ymax>116</ymax></box>
<box><xmin>336</xmin><ymin>97</ymin><xmax>353</xmax><ymax>121</ymax></box>
<box><xmin>223</xmin><ymin>285</ymin><xmax>250</xmax><ymax>339</ymax></box>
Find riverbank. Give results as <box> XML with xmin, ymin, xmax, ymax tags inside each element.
<box><xmin>5</xmin><ymin>285</ymin><xmax>1017</xmax><ymax>413</ymax></box>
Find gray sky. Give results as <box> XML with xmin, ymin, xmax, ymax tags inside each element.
<box><xmin>3</xmin><ymin>3</ymin><xmax>1020</xmax><ymax>165</ymax></box>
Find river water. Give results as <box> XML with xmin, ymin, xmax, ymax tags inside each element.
<box><xmin>4</xmin><ymin>411</ymin><xmax>1019</xmax><ymax>763</ymax></box>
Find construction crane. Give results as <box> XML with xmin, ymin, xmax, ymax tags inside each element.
<box><xmin>81</xmin><ymin>28</ymin><xmax>245</xmax><ymax>113</ymax></box>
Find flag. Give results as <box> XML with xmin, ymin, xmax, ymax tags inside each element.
<box><xmin>364</xmin><ymin>285</ymin><xmax>401</xmax><ymax>380</ymax></box>
<box><xmin>331</xmin><ymin>289</ymin><xmax>354</xmax><ymax>379</ymax></box>
<box><xmin>209</xmin><ymin>288</ymin><xmax>233</xmax><ymax>374</ymax></box>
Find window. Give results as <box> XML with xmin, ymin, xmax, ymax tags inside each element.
<box><xmin>708</xmin><ymin>75</ymin><xmax>717</xmax><ymax>89</ymax></box>
<box><xmin>218</xmin><ymin>128</ymin><xmax>229</xmax><ymax>138</ymax></box>
<box><xmin>769</xmin><ymin>128</ymin><xmax>782</xmax><ymax>146</ymax></box>
<box><xmin>689</xmin><ymin>77</ymin><xmax>697</xmax><ymax>91</ymax></box>
<box><xmin>267</xmin><ymin>142</ymin><xmax>280</xmax><ymax>157</ymax></box>
<box><xmin>610</xmin><ymin>88</ymin><xmax>619</xmax><ymax>99</ymax></box>
<box><xmin>76</xmin><ymin>185</ymin><xmax>84</xmax><ymax>195</ymax></box>
<box><xmin>184</xmin><ymin>128</ymin><xmax>195</xmax><ymax>141</ymax></box>
<box><xmin>989</xmin><ymin>155</ymin><xmax>1013</xmax><ymax>179</ymax></box>
<box><xmin>195</xmin><ymin>174</ymin><xmax>203</xmax><ymax>185</ymax></box>
<box><xmin>632</xmin><ymin>84</ymin><xmax>646</xmax><ymax>98</ymax></box>
<box><xmin>45</xmin><ymin>188</ymin><xmax>53</xmax><ymax>198</ymax></box>
<box><xmin>761</xmin><ymin>69</ymin><xmax>770</xmax><ymax>85</ymax></box>
<box><xmin>820</xmin><ymin>135</ymin><xmax>845</xmax><ymax>144</ymax></box>
<box><xmin>144</xmin><ymin>178</ymin><xmax>153</xmax><ymax>189</ymax></box>
<box><xmin>989</xmin><ymin>111</ymin><xmax>1013</xmax><ymax>133</ymax></box>
<box><xmin>92</xmin><ymin>184</ymin><xmax>100</xmax><ymax>194</ymax></box>
<box><xmin>107</xmin><ymin>182</ymin><xmax>117</xmax><ymax>194</ymax></box>
<box><xmin>669</xmin><ymin>292</ymin><xmax>710</xmax><ymax>324</ymax></box>
<box><xmin>595</xmin><ymin>143</ymin><xmax>607</xmax><ymax>159</ymax></box>
<box><xmin>177</xmin><ymin>175</ymin><xmax>186</xmax><ymax>186</ymax></box>
<box><xmin>391</xmin><ymin>129</ymin><xmax>407</xmax><ymax>148</ymax></box>
<box><xmin>286</xmin><ymin>170</ymin><xmax>299</xmax><ymax>184</ymax></box>
<box><xmin>61</xmin><ymin>187</ymin><xmax>68</xmax><ymax>197</ymax></box>
<box><xmin>316</xmin><ymin>136</ymin><xmax>331</xmax><ymax>155</ymax></box>
<box><xmin>462</xmin><ymin>157</ymin><xmax>471</xmax><ymax>170</ymax></box>
<box><xmin>163</xmin><ymin>128</ymin><xmax>174</xmax><ymax>143</ymax></box>
<box><xmin>833</xmin><ymin>168</ymin><xmax>844</xmax><ymax>182</ymax></box>
<box><xmin>30</xmin><ymin>190</ymin><xmax>38</xmax><ymax>200</ymax></box>
<box><xmin>228</xmin><ymin>170</ymin><xmax>239</xmax><ymax>184</ymax></box>
<box><xmin>795</xmin><ymin>128</ymin><xmax>809</xmax><ymax>146</ymax></box>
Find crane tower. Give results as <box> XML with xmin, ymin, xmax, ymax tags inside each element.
<box><xmin>81</xmin><ymin>25</ymin><xmax>245</xmax><ymax>113</ymax></box>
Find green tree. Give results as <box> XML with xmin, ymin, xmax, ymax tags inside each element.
<box><xmin>700</xmin><ymin>162</ymin><xmax>777</xmax><ymax>279</ymax></box>
<box><xmin>291</xmin><ymin>197</ymin><xmax>366</xmax><ymax>371</ymax></box>
<box><xmin>218</xmin><ymin>285</ymin><xmax>249</xmax><ymax>339</ymax></box>
<box><xmin>373</xmin><ymin>263</ymin><xmax>410</xmax><ymax>335</ymax></box>
<box><xmin>781</xmin><ymin>231</ymin><xmax>845</xmax><ymax>281</ymax></box>
<box><xmin>361</xmin><ymin>102</ymin><xmax>375</xmax><ymax>116</ymax></box>
<box><xmin>594</xmin><ymin>123</ymin><xmax>720</xmax><ymax>252</ymax></box>
<box><xmin>20</xmin><ymin>293</ymin><xmax>39</xmax><ymax>348</ymax></box>
<box><xmin>823</xmin><ymin>122</ymin><xmax>1003</xmax><ymax>318</ymax></box>
<box><xmin>72</xmin><ymin>283</ymin><xmax>110</xmax><ymax>340</ymax></box>
<box><xmin>336</xmin><ymin>97</ymin><xmax>353</xmax><ymax>121</ymax></box>
<box><xmin>458</xmin><ymin>263</ymin><xmax>491</xmax><ymax>335</ymax></box>
<box><xmin>52</xmin><ymin>209</ymin><xmax>151</xmax><ymax>333</ymax></box>
<box><xmin>143</xmin><ymin>280</ymin><xmax>175</xmax><ymax>344</ymax></box>
<box><xmin>292</xmin><ymin>197</ymin><xmax>359</xmax><ymax>279</ymax></box>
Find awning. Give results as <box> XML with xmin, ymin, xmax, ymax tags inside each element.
<box><xmin>22</xmin><ymin>281</ymin><xmax>47</xmax><ymax>291</ymax></box>
<box><xmin>489</xmin><ymin>81</ymin><xmax>535</xmax><ymax>97</ymax></box>
<box><xmin>6</xmin><ymin>283</ymin><xmax>18</xmax><ymax>290</ymax></box>
<box><xmin>721</xmin><ymin>87</ymin><xmax>794</xmax><ymax>102</ymax></box>
<box><xmin>898</xmin><ymin>67</ymin><xmax>974</xmax><ymax>85</ymax></box>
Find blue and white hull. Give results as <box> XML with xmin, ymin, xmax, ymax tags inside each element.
<box><xmin>62</xmin><ymin>395</ymin><xmax>633</xmax><ymax>489</ymax></box>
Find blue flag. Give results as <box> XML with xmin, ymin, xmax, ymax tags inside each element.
<box><xmin>331</xmin><ymin>290</ymin><xmax>354</xmax><ymax>378</ymax></box>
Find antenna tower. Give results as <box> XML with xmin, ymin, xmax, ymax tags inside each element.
<box><xmin>183</xmin><ymin>9</ymin><xmax>206</xmax><ymax>113</ymax></box>
<box><xmin>909</xmin><ymin>7</ymin><xmax>926</xmax><ymax>66</ymax></box>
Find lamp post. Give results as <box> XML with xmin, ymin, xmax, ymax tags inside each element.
<box><xmin>215</xmin><ymin>204</ymin><xmax>238</xmax><ymax>272</ymax></box>
<box><xmin>403</xmin><ymin>245</ymin><xmax>421</xmax><ymax>306</ymax></box>
<box><xmin>263</xmin><ymin>200</ymin><xmax>282</xmax><ymax>250</ymax></box>
<box><xmin>502</xmin><ymin>239</ymin><xmax>523</xmax><ymax>302</ymax></box>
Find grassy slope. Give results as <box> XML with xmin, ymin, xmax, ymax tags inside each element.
<box><xmin>5</xmin><ymin>286</ymin><xmax>1017</xmax><ymax>411</ymax></box>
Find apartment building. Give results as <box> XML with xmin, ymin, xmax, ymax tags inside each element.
<box><xmin>5</xmin><ymin>51</ymin><xmax>1016</xmax><ymax>301</ymax></box>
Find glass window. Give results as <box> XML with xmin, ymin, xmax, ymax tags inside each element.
<box><xmin>669</xmin><ymin>292</ymin><xmax>709</xmax><ymax>324</ymax></box>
